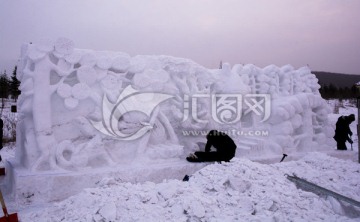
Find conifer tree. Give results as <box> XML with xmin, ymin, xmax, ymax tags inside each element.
<box><xmin>0</xmin><ymin>71</ymin><xmax>10</xmax><ymax>108</ymax></box>
<box><xmin>9</xmin><ymin>66</ymin><xmax>21</xmax><ymax>101</ymax></box>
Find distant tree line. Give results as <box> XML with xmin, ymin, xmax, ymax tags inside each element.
<box><xmin>313</xmin><ymin>71</ymin><xmax>360</xmax><ymax>89</ymax></box>
<box><xmin>0</xmin><ymin>66</ymin><xmax>21</xmax><ymax>107</ymax></box>
<box><xmin>319</xmin><ymin>83</ymin><xmax>359</xmax><ymax>100</ymax></box>
<box><xmin>1</xmin><ymin>66</ymin><xmax>359</xmax><ymax>103</ymax></box>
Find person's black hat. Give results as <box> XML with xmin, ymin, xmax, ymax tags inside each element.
<box><xmin>348</xmin><ymin>114</ymin><xmax>355</xmax><ymax>121</ymax></box>
<box><xmin>207</xmin><ymin>130</ymin><xmax>219</xmax><ymax>139</ymax></box>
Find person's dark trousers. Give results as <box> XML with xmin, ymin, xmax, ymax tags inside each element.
<box><xmin>0</xmin><ymin>132</ymin><xmax>2</xmax><ymax>149</ymax></box>
<box><xmin>337</xmin><ymin>141</ymin><xmax>347</xmax><ymax>150</ymax></box>
<box><xmin>194</xmin><ymin>151</ymin><xmax>234</xmax><ymax>162</ymax></box>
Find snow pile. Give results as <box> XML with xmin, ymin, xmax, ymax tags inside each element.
<box><xmin>21</xmin><ymin>153</ymin><xmax>360</xmax><ymax>221</ymax></box>
<box><xmin>14</xmin><ymin>38</ymin><xmax>334</xmax><ymax>173</ymax></box>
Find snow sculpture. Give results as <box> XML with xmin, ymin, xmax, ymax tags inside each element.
<box><xmin>16</xmin><ymin>38</ymin><xmax>214</xmax><ymax>171</ymax></box>
<box><xmin>234</xmin><ymin>64</ymin><xmax>333</xmax><ymax>156</ymax></box>
<box><xmin>16</xmin><ymin>38</ymin><xmax>333</xmax><ymax>172</ymax></box>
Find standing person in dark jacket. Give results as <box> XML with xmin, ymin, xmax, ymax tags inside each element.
<box><xmin>186</xmin><ymin>130</ymin><xmax>236</xmax><ymax>162</ymax></box>
<box><xmin>333</xmin><ymin>114</ymin><xmax>355</xmax><ymax>150</ymax></box>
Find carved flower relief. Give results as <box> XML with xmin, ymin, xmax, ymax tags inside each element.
<box><xmin>57</xmin><ymin>82</ymin><xmax>91</xmax><ymax>110</ymax></box>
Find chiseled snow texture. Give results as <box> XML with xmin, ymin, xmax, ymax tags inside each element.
<box><xmin>22</xmin><ymin>153</ymin><xmax>360</xmax><ymax>222</ymax></box>
<box><xmin>16</xmin><ymin>37</ymin><xmax>334</xmax><ymax>172</ymax></box>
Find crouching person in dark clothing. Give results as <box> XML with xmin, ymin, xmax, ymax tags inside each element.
<box><xmin>333</xmin><ymin>114</ymin><xmax>355</xmax><ymax>150</ymax></box>
<box><xmin>187</xmin><ymin>130</ymin><xmax>236</xmax><ymax>162</ymax></box>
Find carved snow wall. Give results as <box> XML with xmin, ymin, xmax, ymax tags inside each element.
<box><xmin>15</xmin><ymin>38</ymin><xmax>334</xmax><ymax>171</ymax></box>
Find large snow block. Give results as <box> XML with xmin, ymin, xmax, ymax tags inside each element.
<box><xmin>4</xmin><ymin>159</ymin><xmax>207</xmax><ymax>205</ymax></box>
<box><xmin>16</xmin><ymin>38</ymin><xmax>334</xmax><ymax>173</ymax></box>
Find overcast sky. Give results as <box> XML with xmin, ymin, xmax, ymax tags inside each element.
<box><xmin>1</xmin><ymin>0</ymin><xmax>360</xmax><ymax>74</ymax></box>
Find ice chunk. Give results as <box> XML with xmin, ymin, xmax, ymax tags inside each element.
<box><xmin>99</xmin><ymin>203</ymin><xmax>117</xmax><ymax>221</ymax></box>
<box><xmin>190</xmin><ymin>200</ymin><xmax>206</xmax><ymax>218</ymax></box>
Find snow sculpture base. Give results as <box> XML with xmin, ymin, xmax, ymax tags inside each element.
<box><xmin>4</xmin><ymin>159</ymin><xmax>207</xmax><ymax>205</ymax></box>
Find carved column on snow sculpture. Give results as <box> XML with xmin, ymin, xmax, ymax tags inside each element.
<box><xmin>278</xmin><ymin>65</ymin><xmax>295</xmax><ymax>96</ymax></box>
<box><xmin>31</xmin><ymin>55</ymin><xmax>58</xmax><ymax>170</ymax></box>
<box><xmin>17</xmin><ymin>38</ymin><xmax>100</xmax><ymax>170</ymax></box>
<box><xmin>26</xmin><ymin>39</ymin><xmax>80</xmax><ymax>170</ymax></box>
<box><xmin>261</xmin><ymin>65</ymin><xmax>280</xmax><ymax>98</ymax></box>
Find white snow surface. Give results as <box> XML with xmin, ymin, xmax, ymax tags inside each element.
<box><xmin>19</xmin><ymin>153</ymin><xmax>360</xmax><ymax>221</ymax></box>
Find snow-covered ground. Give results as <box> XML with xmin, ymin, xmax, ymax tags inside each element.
<box><xmin>18</xmin><ymin>154</ymin><xmax>360</xmax><ymax>222</ymax></box>
<box><xmin>0</xmin><ymin>99</ymin><xmax>359</xmax><ymax>221</ymax></box>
